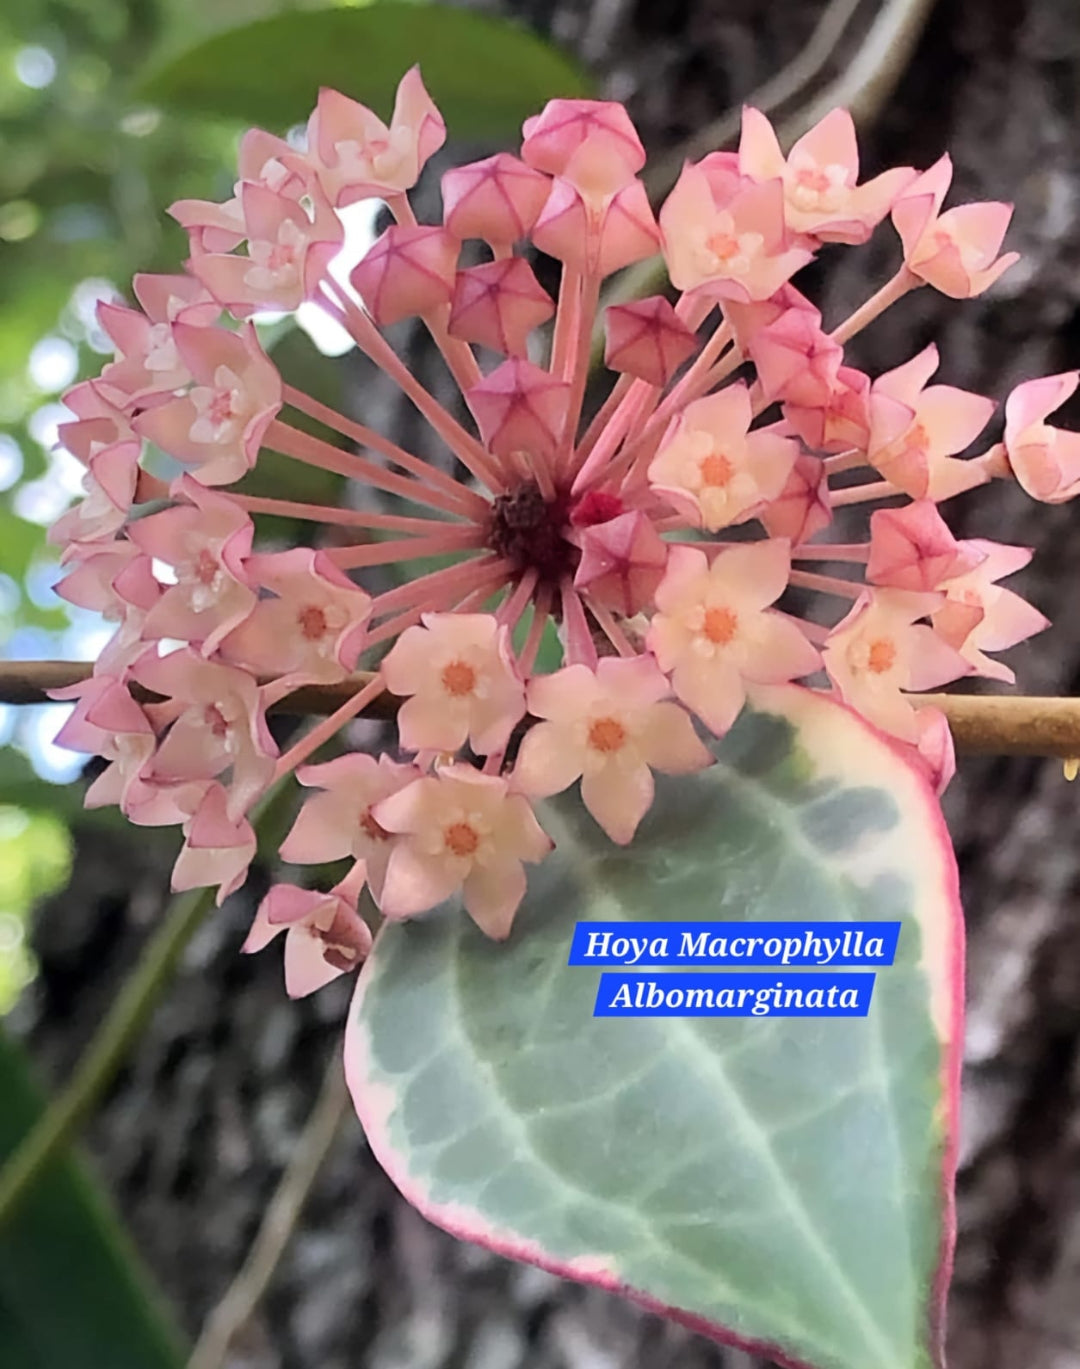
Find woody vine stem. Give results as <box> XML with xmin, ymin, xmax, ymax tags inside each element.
<box><xmin>2</xmin><ymin>661</ymin><xmax>1080</xmax><ymax>758</ymax></box>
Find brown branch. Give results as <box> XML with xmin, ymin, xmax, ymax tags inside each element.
<box><xmin>186</xmin><ymin>1057</ymin><xmax>350</xmax><ymax>1369</ymax></box>
<box><xmin>5</xmin><ymin>661</ymin><xmax>1080</xmax><ymax>758</ymax></box>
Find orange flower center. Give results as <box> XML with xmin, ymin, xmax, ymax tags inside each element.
<box><xmin>794</xmin><ymin>166</ymin><xmax>832</xmax><ymax>194</ymax></box>
<box><xmin>444</xmin><ymin>821</ymin><xmax>479</xmax><ymax>858</ymax></box>
<box><xmin>703</xmin><ymin>606</ymin><xmax>738</xmax><ymax>645</ymax></box>
<box><xmin>700</xmin><ymin>452</ymin><xmax>734</xmax><ymax>487</ymax></box>
<box><xmin>588</xmin><ymin>716</ymin><xmax>627</xmax><ymax>754</ymax></box>
<box><xmin>195</xmin><ymin>549</ymin><xmax>219</xmax><ymax>585</ymax></box>
<box><xmin>706</xmin><ymin>231</ymin><xmax>739</xmax><ymax>262</ymax></box>
<box><xmin>441</xmin><ymin>659</ymin><xmax>477</xmax><ymax>697</ymax></box>
<box><xmin>298</xmin><ymin>605</ymin><xmax>328</xmax><ymax>640</ymax></box>
<box><xmin>208</xmin><ymin>389</ymin><xmax>235</xmax><ymax>425</ymax></box>
<box><xmin>866</xmin><ymin>638</ymin><xmax>897</xmax><ymax>674</ymax></box>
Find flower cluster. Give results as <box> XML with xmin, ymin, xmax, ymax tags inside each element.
<box><xmin>50</xmin><ymin>70</ymin><xmax>1077</xmax><ymax>994</ymax></box>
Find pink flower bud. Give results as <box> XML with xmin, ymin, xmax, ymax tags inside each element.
<box><xmin>350</xmin><ymin>225</ymin><xmax>459</xmax><ymax>327</ymax></box>
<box><xmin>749</xmin><ymin>307</ymin><xmax>843</xmax><ymax>407</ymax></box>
<box><xmin>441</xmin><ymin>153</ymin><xmax>550</xmax><ymax>246</ymax></box>
<box><xmin>783</xmin><ymin>364</ymin><xmax>871</xmax><ymax>455</ymax></box>
<box><xmin>572</xmin><ymin>510</ymin><xmax>668</xmax><ymax>616</ymax></box>
<box><xmin>758</xmin><ymin>453</ymin><xmax>832</xmax><ymax>544</ymax></box>
<box><xmin>603</xmin><ymin>296</ymin><xmax>697</xmax><ymax>387</ymax></box>
<box><xmin>448</xmin><ymin>258</ymin><xmax>554</xmax><ymax>357</ymax></box>
<box><xmin>867</xmin><ymin>501</ymin><xmax>981</xmax><ymax>592</ymax></box>
<box><xmin>521</xmin><ymin>99</ymin><xmax>645</xmax><ymax>206</ymax></box>
<box><xmin>531</xmin><ymin>177</ymin><xmax>659</xmax><ymax>276</ymax></box>
<box><xmin>466</xmin><ymin>358</ymin><xmax>569</xmax><ymax>460</ymax></box>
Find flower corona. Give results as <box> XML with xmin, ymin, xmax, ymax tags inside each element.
<box><xmin>49</xmin><ymin>70</ymin><xmax>1075</xmax><ymax>992</ymax></box>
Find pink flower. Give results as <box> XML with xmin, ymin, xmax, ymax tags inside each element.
<box><xmin>45</xmin><ymin>81</ymin><xmax>1070</xmax><ymax>954</ymax></box>
<box><xmin>932</xmin><ymin>540</ymin><xmax>1049</xmax><ymax>683</ymax></box>
<box><xmin>56</xmin><ymin>380</ymin><xmax>138</xmax><ymax>461</ymax></box>
<box><xmin>868</xmin><ymin>345</ymin><xmax>994</xmax><ymax>499</ymax></box>
<box><xmin>660</xmin><ymin>157</ymin><xmax>814</xmax><ymax>302</ymax></box>
<box><xmin>52</xmin><ymin>675</ymin><xmax>156</xmax><ymax>812</ymax></box>
<box><xmin>127</xmin><ymin>476</ymin><xmax>256</xmax><ymax>654</ymax></box>
<box><xmin>648</xmin><ymin>541</ymin><xmax>820</xmax><ymax>735</ymax></box>
<box><xmin>823</xmin><ymin>590</ymin><xmax>971</xmax><ymax>743</ymax></box>
<box><xmin>280</xmin><ymin>754</ymin><xmax>419</xmax><ymax>901</ymax></box>
<box><xmin>382</xmin><ymin>613</ymin><xmax>525</xmax><ymax>755</ymax></box>
<box><xmin>739</xmin><ymin>106</ymin><xmax>915</xmax><ymax>244</ymax></box>
<box><xmin>892</xmin><ymin>154</ymin><xmax>1019</xmax><ymax>298</ymax></box>
<box><xmin>757</xmin><ymin>453</ymin><xmax>832</xmax><ymax>544</ymax></box>
<box><xmin>171</xmin><ymin>781</ymin><xmax>257</xmax><ymax>903</ymax></box>
<box><xmin>133</xmin><ymin>322</ymin><xmax>281</xmax><ymax>486</ymax></box>
<box><xmin>48</xmin><ymin>439</ymin><xmax>140</xmax><ymax>548</ymax></box>
<box><xmin>171</xmin><ymin>128</ymin><xmax>307</xmax><ymax>253</ymax></box>
<box><xmin>54</xmin><ymin>541</ymin><xmax>162</xmax><ymax>677</ymax></box>
<box><xmin>220</xmin><ymin>548</ymin><xmax>371</xmax><ymax>684</ymax></box>
<box><xmin>244</xmin><ymin>883</ymin><xmax>372</xmax><ymax>997</ymax></box>
<box><xmin>513</xmin><ymin>656</ymin><xmax>712</xmax><ymax>844</ymax></box>
<box><xmin>131</xmin><ymin>649</ymin><xmax>277</xmax><ymax>817</ymax></box>
<box><xmin>1003</xmin><ymin>372</ymin><xmax>1080</xmax><ymax>503</ymax></box>
<box><xmin>307</xmin><ymin>67</ymin><xmax>446</xmax><ymax>206</ymax></box>
<box><xmin>374</xmin><ymin>765</ymin><xmax>552</xmax><ymax>938</ymax></box>
<box><xmin>648</xmin><ymin>383</ymin><xmax>798</xmax><ymax>532</ymax></box>
<box><xmin>191</xmin><ymin>182</ymin><xmax>343</xmax><ymax>315</ymax></box>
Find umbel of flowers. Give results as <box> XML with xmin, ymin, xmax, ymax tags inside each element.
<box><xmin>51</xmin><ymin>70</ymin><xmax>1079</xmax><ymax>995</ymax></box>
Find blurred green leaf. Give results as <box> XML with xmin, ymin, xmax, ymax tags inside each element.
<box><xmin>0</xmin><ymin>749</ymin><xmax>95</xmax><ymax>823</ymax></box>
<box><xmin>0</xmin><ymin>1024</ymin><xmax>186</xmax><ymax>1368</ymax></box>
<box><xmin>0</xmin><ymin>806</ymin><xmax>71</xmax><ymax>1012</ymax></box>
<box><xmin>142</xmin><ymin>3</ymin><xmax>592</xmax><ymax>137</ymax></box>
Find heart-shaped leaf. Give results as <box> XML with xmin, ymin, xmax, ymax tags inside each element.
<box><xmin>345</xmin><ymin>685</ymin><xmax>963</xmax><ymax>1369</ymax></box>
<box><xmin>142</xmin><ymin>5</ymin><xmax>591</xmax><ymax>138</ymax></box>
